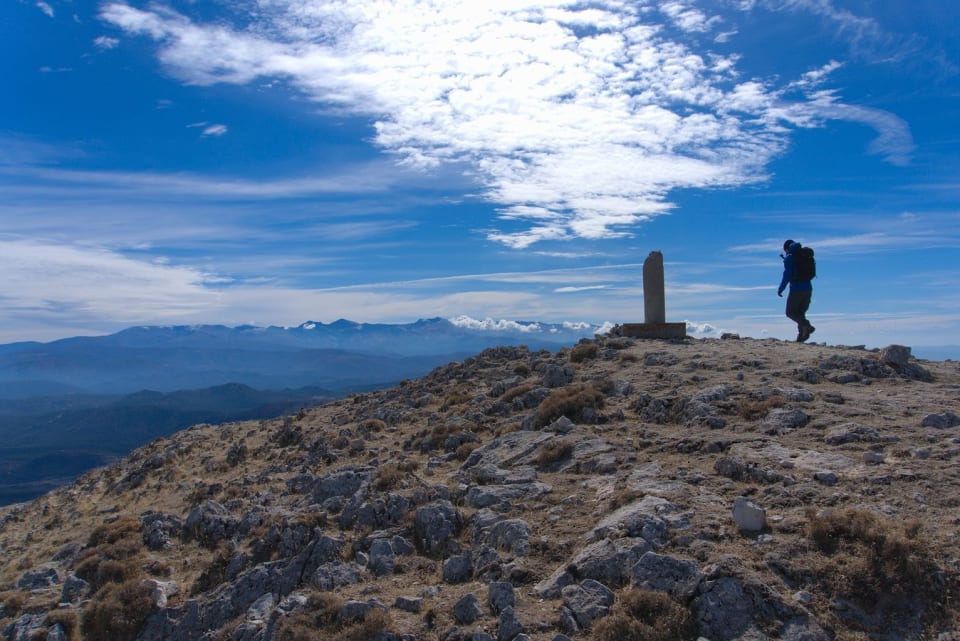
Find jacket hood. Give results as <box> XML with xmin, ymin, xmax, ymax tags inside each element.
<box><xmin>787</xmin><ymin>242</ymin><xmax>802</xmax><ymax>253</ymax></box>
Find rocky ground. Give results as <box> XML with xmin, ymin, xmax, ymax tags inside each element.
<box><xmin>1</xmin><ymin>333</ymin><xmax>958</xmax><ymax>641</ymax></box>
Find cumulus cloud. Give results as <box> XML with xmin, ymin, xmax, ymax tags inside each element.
<box><xmin>100</xmin><ymin>0</ymin><xmax>913</xmax><ymax>248</ymax></box>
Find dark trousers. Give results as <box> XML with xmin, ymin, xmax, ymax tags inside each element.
<box><xmin>786</xmin><ymin>290</ymin><xmax>812</xmax><ymax>332</ymax></box>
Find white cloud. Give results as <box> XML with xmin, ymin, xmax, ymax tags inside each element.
<box><xmin>94</xmin><ymin>35</ymin><xmax>120</xmax><ymax>50</ymax></box>
<box><xmin>99</xmin><ymin>0</ymin><xmax>913</xmax><ymax>248</ymax></box>
<box><xmin>554</xmin><ymin>285</ymin><xmax>608</xmax><ymax>293</ymax></box>
<box><xmin>0</xmin><ymin>239</ymin><xmax>217</xmax><ymax>326</ymax></box>
<box><xmin>36</xmin><ymin>1</ymin><xmax>54</xmax><ymax>18</ymax></box>
<box><xmin>201</xmin><ymin>124</ymin><xmax>228</xmax><ymax>137</ymax></box>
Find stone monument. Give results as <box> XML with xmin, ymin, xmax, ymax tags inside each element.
<box><xmin>621</xmin><ymin>251</ymin><xmax>687</xmax><ymax>339</ymax></box>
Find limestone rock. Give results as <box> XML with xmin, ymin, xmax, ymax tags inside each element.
<box><xmin>921</xmin><ymin>412</ymin><xmax>960</xmax><ymax>429</ymax></box>
<box><xmin>453</xmin><ymin>593</ymin><xmax>484</xmax><ymax>625</ymax></box>
<box><xmin>184</xmin><ymin>501</ymin><xmax>240</xmax><ymax>548</ymax></box>
<box><xmin>630</xmin><ymin>551</ymin><xmax>701</xmax><ymax>599</ymax></box>
<box><xmin>560</xmin><ymin>579</ymin><xmax>615</xmax><ymax>630</ymax></box>
<box><xmin>497</xmin><ymin>606</ymin><xmax>524</xmax><ymax>641</ymax></box>
<box><xmin>488</xmin><ymin>581</ymin><xmax>515</xmax><ymax>615</ymax></box>
<box><xmin>15</xmin><ymin>565</ymin><xmax>60</xmax><ymax>590</ymax></box>
<box><xmin>414</xmin><ymin>500</ymin><xmax>464</xmax><ymax>557</ymax></box>
<box><xmin>732</xmin><ymin>496</ymin><xmax>766</xmax><ymax>532</ymax></box>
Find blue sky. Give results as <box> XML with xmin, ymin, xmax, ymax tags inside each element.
<box><xmin>3</xmin><ymin>0</ymin><xmax>959</xmax><ymax>352</ymax></box>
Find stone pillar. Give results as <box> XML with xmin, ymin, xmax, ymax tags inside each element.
<box><xmin>621</xmin><ymin>250</ymin><xmax>687</xmax><ymax>340</ymax></box>
<box><xmin>643</xmin><ymin>251</ymin><xmax>666</xmax><ymax>324</ymax></box>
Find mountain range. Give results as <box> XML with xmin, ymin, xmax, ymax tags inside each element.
<box><xmin>0</xmin><ymin>317</ymin><xmax>603</xmax><ymax>505</ymax></box>
<box><xmin>0</xmin><ymin>317</ymin><xmax>602</xmax><ymax>397</ymax></box>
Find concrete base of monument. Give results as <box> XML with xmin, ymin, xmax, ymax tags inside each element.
<box><xmin>621</xmin><ymin>322</ymin><xmax>688</xmax><ymax>339</ymax></box>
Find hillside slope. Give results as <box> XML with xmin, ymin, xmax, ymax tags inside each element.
<box><xmin>1</xmin><ymin>334</ymin><xmax>958</xmax><ymax>641</ymax></box>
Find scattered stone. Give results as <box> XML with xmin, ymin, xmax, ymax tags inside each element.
<box><xmin>453</xmin><ymin>593</ymin><xmax>484</xmax><ymax>625</ymax></box>
<box><xmin>732</xmin><ymin>497</ymin><xmax>766</xmax><ymax>532</ymax></box>
<box><xmin>814</xmin><ymin>471</ymin><xmax>839</xmax><ymax>486</ymax></box>
<box><xmin>15</xmin><ymin>565</ymin><xmax>60</xmax><ymax>590</ymax></box>
<box><xmin>395</xmin><ymin>596</ymin><xmax>422</xmax><ymax>613</ymax></box>
<box><xmin>497</xmin><ymin>606</ymin><xmax>524</xmax><ymax>641</ymax></box>
<box><xmin>414</xmin><ymin>500</ymin><xmax>465</xmax><ymax>557</ymax></box>
<box><xmin>762</xmin><ymin>408</ymin><xmax>810</xmax><ymax>435</ymax></box>
<box><xmin>488</xmin><ymin>581</ymin><xmax>515</xmax><ymax>615</ymax></box>
<box><xmin>561</xmin><ymin>580</ymin><xmax>615</xmax><ymax>630</ymax></box>
<box><xmin>921</xmin><ymin>412</ymin><xmax>960</xmax><ymax>429</ymax></box>
<box><xmin>443</xmin><ymin>551</ymin><xmax>473</xmax><ymax>584</ymax></box>
<box><xmin>824</xmin><ymin>423</ymin><xmax>891</xmax><ymax>445</ymax></box>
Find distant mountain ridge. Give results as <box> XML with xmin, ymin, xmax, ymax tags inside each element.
<box><xmin>0</xmin><ymin>317</ymin><xmax>603</xmax><ymax>397</ymax></box>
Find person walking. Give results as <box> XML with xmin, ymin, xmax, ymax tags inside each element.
<box><xmin>778</xmin><ymin>239</ymin><xmax>816</xmax><ymax>342</ymax></box>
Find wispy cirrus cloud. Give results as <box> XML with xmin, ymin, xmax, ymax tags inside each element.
<box><xmin>99</xmin><ymin>0</ymin><xmax>913</xmax><ymax>249</ymax></box>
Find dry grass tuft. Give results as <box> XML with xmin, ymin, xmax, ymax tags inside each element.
<box><xmin>736</xmin><ymin>396</ymin><xmax>785</xmax><ymax>420</ymax></box>
<box><xmin>534</xmin><ymin>383</ymin><xmax>606</xmax><ymax>428</ymax></box>
<box><xmin>500</xmin><ymin>383</ymin><xmax>533</xmax><ymax>404</ymax></box>
<box><xmin>273</xmin><ymin>592</ymin><xmax>391</xmax><ymax>641</ymax></box>
<box><xmin>372</xmin><ymin>460</ymin><xmax>419</xmax><ymax>491</ymax></box>
<box><xmin>592</xmin><ymin>588</ymin><xmax>697</xmax><ymax>641</ymax></box>
<box><xmin>805</xmin><ymin>507</ymin><xmax>956</xmax><ymax>627</ymax></box>
<box><xmin>535</xmin><ymin>439</ymin><xmax>574</xmax><ymax>467</ymax></box>
<box><xmin>46</xmin><ymin>608</ymin><xmax>80</xmax><ymax>641</ymax></box>
<box><xmin>570</xmin><ymin>341</ymin><xmax>600</xmax><ymax>363</ymax></box>
<box><xmin>80</xmin><ymin>579</ymin><xmax>154</xmax><ymax>641</ymax></box>
<box><xmin>74</xmin><ymin>517</ymin><xmax>144</xmax><ymax>591</ymax></box>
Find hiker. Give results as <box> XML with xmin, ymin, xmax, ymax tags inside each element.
<box><xmin>777</xmin><ymin>239</ymin><xmax>816</xmax><ymax>342</ymax></box>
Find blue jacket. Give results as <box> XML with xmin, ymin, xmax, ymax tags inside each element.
<box><xmin>778</xmin><ymin>242</ymin><xmax>813</xmax><ymax>295</ymax></box>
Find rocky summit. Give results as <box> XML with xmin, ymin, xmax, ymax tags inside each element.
<box><xmin>1</xmin><ymin>334</ymin><xmax>958</xmax><ymax>641</ymax></box>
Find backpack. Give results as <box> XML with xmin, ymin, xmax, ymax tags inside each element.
<box><xmin>791</xmin><ymin>246</ymin><xmax>816</xmax><ymax>281</ymax></box>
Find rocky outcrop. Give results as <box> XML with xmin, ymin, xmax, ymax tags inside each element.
<box><xmin>1</xmin><ymin>337</ymin><xmax>957</xmax><ymax>641</ymax></box>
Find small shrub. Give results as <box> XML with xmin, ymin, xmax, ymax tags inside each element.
<box><xmin>443</xmin><ymin>387</ymin><xmax>473</xmax><ymax>407</ymax></box>
<box><xmin>592</xmin><ymin>589</ymin><xmax>696</xmax><ymax>641</ymax></box>
<box><xmin>570</xmin><ymin>341</ymin><xmax>600</xmax><ymax>363</ymax></box>
<box><xmin>533</xmin><ymin>383</ymin><xmax>606</xmax><ymax>428</ymax></box>
<box><xmin>358</xmin><ymin>419</ymin><xmax>387</xmax><ymax>438</ymax></box>
<box><xmin>804</xmin><ymin>507</ymin><xmax>955</xmax><ymax>628</ymax></box>
<box><xmin>535</xmin><ymin>439</ymin><xmax>574</xmax><ymax>467</ymax></box>
<box><xmin>500</xmin><ymin>383</ymin><xmax>533</xmax><ymax>404</ymax></box>
<box><xmin>80</xmin><ymin>580</ymin><xmax>154</xmax><ymax>641</ymax></box>
<box><xmin>341</xmin><ymin>608</ymin><xmax>391</xmax><ymax>641</ymax></box>
<box><xmin>273</xmin><ymin>591</ymin><xmax>347</xmax><ymax>641</ymax></box>
<box><xmin>191</xmin><ymin>542</ymin><xmax>234</xmax><ymax>595</ymax></box>
<box><xmin>736</xmin><ymin>396</ymin><xmax>784</xmax><ymax>420</ymax></box>
<box><xmin>0</xmin><ymin>590</ymin><xmax>27</xmax><ymax>618</ymax></box>
<box><xmin>373</xmin><ymin>460</ymin><xmax>418</xmax><ymax>491</ymax></box>
<box><xmin>455</xmin><ymin>442</ymin><xmax>479</xmax><ymax>461</ymax></box>
<box><xmin>46</xmin><ymin>609</ymin><xmax>79</xmax><ymax>641</ymax></box>
<box><xmin>74</xmin><ymin>518</ymin><xmax>144</xmax><ymax>591</ymax></box>
<box><xmin>513</xmin><ymin>363</ymin><xmax>531</xmax><ymax>376</ymax></box>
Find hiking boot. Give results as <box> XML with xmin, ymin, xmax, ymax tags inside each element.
<box><xmin>798</xmin><ymin>324</ymin><xmax>816</xmax><ymax>343</ymax></box>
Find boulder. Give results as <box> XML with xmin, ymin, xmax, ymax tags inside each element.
<box><xmin>453</xmin><ymin>593</ymin><xmax>484</xmax><ymax>625</ymax></box>
<box><xmin>443</xmin><ymin>551</ymin><xmax>474</xmax><ymax>584</ymax></box>
<box><xmin>732</xmin><ymin>497</ymin><xmax>766</xmax><ymax>532</ymax></box>
<box><xmin>184</xmin><ymin>501</ymin><xmax>239</xmax><ymax>548</ymax></box>
<box><xmin>497</xmin><ymin>606</ymin><xmax>524</xmax><ymax>641</ymax></box>
<box><xmin>414</xmin><ymin>500</ymin><xmax>464</xmax><ymax>557</ymax></box>
<box><xmin>560</xmin><ymin>580</ymin><xmax>615</xmax><ymax>630</ymax></box>
<box><xmin>488</xmin><ymin>581</ymin><xmax>515</xmax><ymax>615</ymax></box>
<box><xmin>15</xmin><ymin>565</ymin><xmax>60</xmax><ymax>590</ymax></box>
<box><xmin>630</xmin><ymin>552</ymin><xmax>701</xmax><ymax>599</ymax></box>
